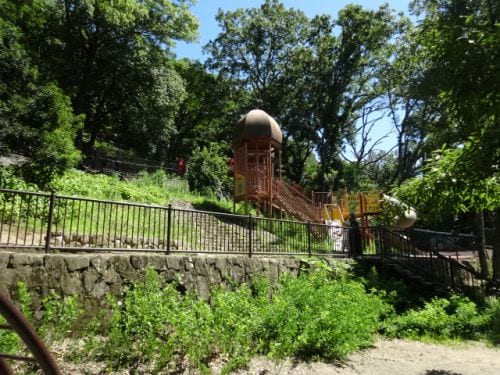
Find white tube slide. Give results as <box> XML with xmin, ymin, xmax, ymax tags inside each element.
<box><xmin>382</xmin><ymin>194</ymin><xmax>417</xmax><ymax>229</ymax></box>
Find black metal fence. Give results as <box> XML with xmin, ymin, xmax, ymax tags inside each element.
<box><xmin>373</xmin><ymin>228</ymin><xmax>486</xmax><ymax>291</ymax></box>
<box><xmin>0</xmin><ymin>189</ymin><xmax>350</xmax><ymax>256</ymax></box>
<box><xmin>82</xmin><ymin>149</ymin><xmax>177</xmax><ymax>176</ymax></box>
<box><xmin>405</xmin><ymin>228</ymin><xmax>480</xmax><ymax>260</ymax></box>
<box><xmin>0</xmin><ymin>188</ymin><xmax>490</xmax><ymax>293</ymax></box>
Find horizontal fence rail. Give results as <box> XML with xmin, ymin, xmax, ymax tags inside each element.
<box><xmin>0</xmin><ymin>189</ymin><xmax>349</xmax><ymax>256</ymax></box>
<box><xmin>405</xmin><ymin>228</ymin><xmax>480</xmax><ymax>261</ymax></box>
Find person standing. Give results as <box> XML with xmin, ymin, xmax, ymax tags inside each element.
<box><xmin>348</xmin><ymin>211</ymin><xmax>362</xmax><ymax>257</ymax></box>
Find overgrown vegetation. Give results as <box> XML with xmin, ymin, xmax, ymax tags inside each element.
<box><xmin>186</xmin><ymin>143</ymin><xmax>232</xmax><ymax>198</ymax></box>
<box><xmin>2</xmin><ymin>264</ymin><xmax>499</xmax><ymax>373</ymax></box>
<box><xmin>0</xmin><ymin>167</ymin><xmax>239</xmax><ymax>213</ymax></box>
<box><xmin>79</xmin><ymin>265</ymin><xmax>389</xmax><ymax>372</ymax></box>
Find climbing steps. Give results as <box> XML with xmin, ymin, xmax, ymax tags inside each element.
<box><xmin>273</xmin><ymin>180</ymin><xmax>322</xmax><ymax>223</ymax></box>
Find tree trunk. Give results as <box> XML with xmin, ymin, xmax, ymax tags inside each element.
<box><xmin>476</xmin><ymin>211</ymin><xmax>490</xmax><ymax>278</ymax></box>
<box><xmin>492</xmin><ymin>208</ymin><xmax>500</xmax><ymax>282</ymax></box>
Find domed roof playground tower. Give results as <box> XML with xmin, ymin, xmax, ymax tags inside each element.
<box><xmin>232</xmin><ymin>109</ymin><xmax>282</xmax><ymax>215</ymax></box>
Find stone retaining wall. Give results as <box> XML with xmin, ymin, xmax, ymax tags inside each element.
<box><xmin>0</xmin><ymin>251</ymin><xmax>305</xmax><ymax>307</ymax></box>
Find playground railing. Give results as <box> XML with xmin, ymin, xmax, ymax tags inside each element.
<box><xmin>273</xmin><ymin>180</ymin><xmax>323</xmax><ymax>223</ymax></box>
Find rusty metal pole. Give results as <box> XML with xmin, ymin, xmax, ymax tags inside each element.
<box><xmin>0</xmin><ymin>291</ymin><xmax>61</xmax><ymax>375</ymax></box>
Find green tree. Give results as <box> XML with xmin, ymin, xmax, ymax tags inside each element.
<box><xmin>186</xmin><ymin>143</ymin><xmax>231</xmax><ymax>197</ymax></box>
<box><xmin>379</xmin><ymin>21</ymin><xmax>438</xmax><ymax>186</ymax></box>
<box><xmin>205</xmin><ymin>1</ymin><xmax>400</xmax><ymax>188</ymax></box>
<box><xmin>205</xmin><ymin>0</ymin><xmax>313</xmax><ymax>182</ymax></box>
<box><xmin>0</xmin><ymin>15</ymin><xmax>82</xmax><ymax>188</ymax></box>
<box><xmin>302</xmin><ymin>5</ymin><xmax>399</xmax><ymax>190</ymax></box>
<box><xmin>396</xmin><ymin>0</ymin><xmax>500</xmax><ymax>280</ymax></box>
<box><xmin>205</xmin><ymin>0</ymin><xmax>309</xmax><ymax>115</ymax></box>
<box><xmin>170</xmin><ymin>60</ymin><xmax>244</xmax><ymax>160</ymax></box>
<box><xmin>1</xmin><ymin>0</ymin><xmax>199</xmax><ymax>159</ymax></box>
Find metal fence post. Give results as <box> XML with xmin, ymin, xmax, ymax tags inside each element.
<box><xmin>449</xmin><ymin>256</ymin><xmax>455</xmax><ymax>288</ymax></box>
<box><xmin>166</xmin><ymin>204</ymin><xmax>172</xmax><ymax>255</ymax></box>
<box><xmin>429</xmin><ymin>249</ymin><xmax>434</xmax><ymax>282</ymax></box>
<box><xmin>307</xmin><ymin>221</ymin><xmax>311</xmax><ymax>257</ymax></box>
<box><xmin>45</xmin><ymin>191</ymin><xmax>56</xmax><ymax>252</ymax></box>
<box><xmin>379</xmin><ymin>226</ymin><xmax>384</xmax><ymax>266</ymax></box>
<box><xmin>248</xmin><ymin>214</ymin><xmax>252</xmax><ymax>258</ymax></box>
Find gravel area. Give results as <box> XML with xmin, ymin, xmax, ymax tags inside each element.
<box><xmin>234</xmin><ymin>339</ymin><xmax>500</xmax><ymax>375</ymax></box>
<box><xmin>45</xmin><ymin>338</ymin><xmax>500</xmax><ymax>374</ymax></box>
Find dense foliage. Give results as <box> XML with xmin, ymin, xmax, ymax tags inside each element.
<box><xmin>3</xmin><ymin>266</ymin><xmax>499</xmax><ymax>373</ymax></box>
<box><xmin>2</xmin><ymin>1</ymin><xmax>497</xmax><ymax>228</ymax></box>
<box><xmin>394</xmin><ymin>0</ymin><xmax>500</xmax><ymax>278</ymax></box>
<box><xmin>186</xmin><ymin>143</ymin><xmax>232</xmax><ymax>197</ymax></box>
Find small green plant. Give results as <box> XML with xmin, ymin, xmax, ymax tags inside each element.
<box><xmin>0</xmin><ymin>167</ymin><xmax>37</xmax><ymax>191</ymax></box>
<box><xmin>485</xmin><ymin>298</ymin><xmax>500</xmax><ymax>344</ymax></box>
<box><xmin>97</xmin><ymin>268</ymin><xmax>216</xmax><ymax>372</ymax></box>
<box><xmin>0</xmin><ymin>282</ymin><xmax>33</xmax><ymax>355</ymax></box>
<box><xmin>39</xmin><ymin>293</ymin><xmax>81</xmax><ymax>342</ymax></box>
<box><xmin>259</xmin><ymin>270</ymin><xmax>389</xmax><ymax>361</ymax></box>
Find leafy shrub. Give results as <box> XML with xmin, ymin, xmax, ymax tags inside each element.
<box><xmin>0</xmin><ymin>167</ymin><xmax>37</xmax><ymax>191</ymax></box>
<box><xmin>87</xmin><ymin>266</ymin><xmax>388</xmax><ymax>372</ymax></box>
<box><xmin>0</xmin><ymin>282</ymin><xmax>33</xmax><ymax>355</ymax></box>
<box><xmin>100</xmin><ymin>269</ymin><xmax>215</xmax><ymax>372</ymax></box>
<box><xmin>186</xmin><ymin>143</ymin><xmax>231</xmax><ymax>197</ymax></box>
<box><xmin>210</xmin><ymin>280</ymin><xmax>270</xmax><ymax>371</ymax></box>
<box><xmin>15</xmin><ymin>84</ymin><xmax>83</xmax><ymax>188</ymax></box>
<box><xmin>260</xmin><ymin>270</ymin><xmax>388</xmax><ymax>360</ymax></box>
<box><xmin>485</xmin><ymin>298</ymin><xmax>500</xmax><ymax>344</ymax></box>
<box><xmin>384</xmin><ymin>295</ymin><xmax>489</xmax><ymax>341</ymax></box>
<box><xmin>39</xmin><ymin>293</ymin><xmax>81</xmax><ymax>342</ymax></box>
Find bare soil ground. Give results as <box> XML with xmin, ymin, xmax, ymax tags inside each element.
<box><xmin>235</xmin><ymin>339</ymin><xmax>500</xmax><ymax>375</ymax></box>
<box><xmin>46</xmin><ymin>338</ymin><xmax>500</xmax><ymax>374</ymax></box>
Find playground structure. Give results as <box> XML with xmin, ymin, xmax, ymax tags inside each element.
<box><xmin>232</xmin><ymin>109</ymin><xmax>416</xmax><ymax>228</ymax></box>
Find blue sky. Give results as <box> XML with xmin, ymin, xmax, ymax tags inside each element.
<box><xmin>174</xmin><ymin>0</ymin><xmax>412</xmax><ymax>60</ymax></box>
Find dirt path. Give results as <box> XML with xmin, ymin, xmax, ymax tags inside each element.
<box><xmin>49</xmin><ymin>338</ymin><xmax>500</xmax><ymax>374</ymax></box>
<box><xmin>234</xmin><ymin>339</ymin><xmax>500</xmax><ymax>375</ymax></box>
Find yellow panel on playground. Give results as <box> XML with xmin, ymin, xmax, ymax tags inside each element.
<box><xmin>323</xmin><ymin>191</ymin><xmax>383</xmax><ymax>223</ymax></box>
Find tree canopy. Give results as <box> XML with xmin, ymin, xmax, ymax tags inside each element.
<box><xmin>1</xmin><ymin>1</ymin><xmax>498</xmax><ymax>272</ymax></box>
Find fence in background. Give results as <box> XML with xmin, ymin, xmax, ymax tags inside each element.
<box><xmin>82</xmin><ymin>149</ymin><xmax>177</xmax><ymax>176</ymax></box>
<box><xmin>373</xmin><ymin>228</ymin><xmax>486</xmax><ymax>291</ymax></box>
<box><xmin>405</xmin><ymin>228</ymin><xmax>481</xmax><ymax>261</ymax></box>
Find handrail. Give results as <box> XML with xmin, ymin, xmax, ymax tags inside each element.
<box><xmin>274</xmin><ymin>180</ymin><xmax>322</xmax><ymax>223</ymax></box>
<box><xmin>378</xmin><ymin>227</ymin><xmax>486</xmax><ymax>291</ymax></box>
<box><xmin>277</xmin><ymin>180</ymin><xmax>317</xmax><ymax>206</ymax></box>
